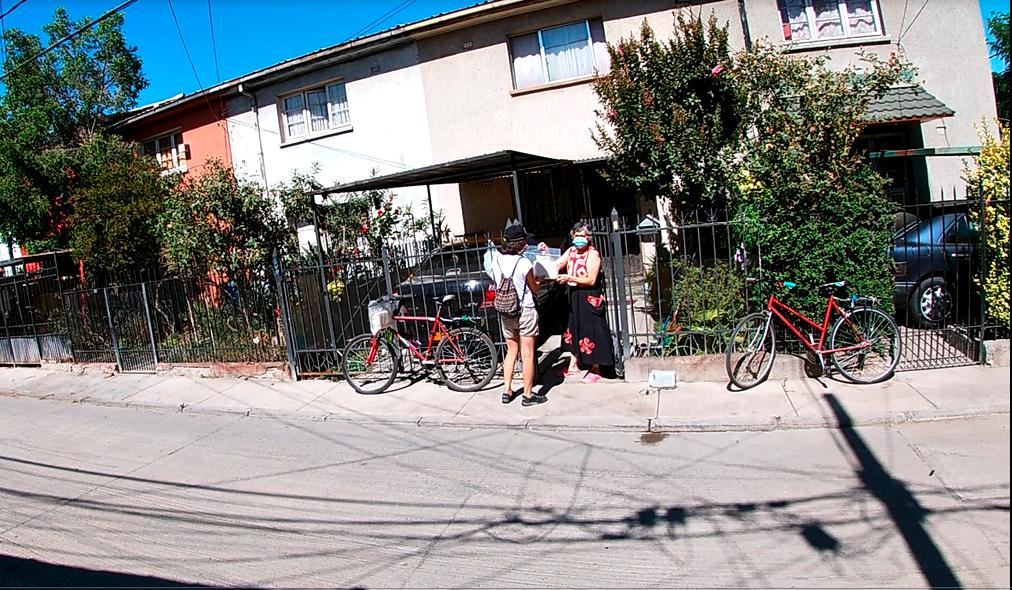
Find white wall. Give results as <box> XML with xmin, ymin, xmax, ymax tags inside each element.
<box><xmin>226</xmin><ymin>43</ymin><xmax>437</xmax><ymax>222</ymax></box>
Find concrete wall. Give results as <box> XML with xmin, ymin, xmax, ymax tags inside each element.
<box><xmin>225</xmin><ymin>43</ymin><xmax>436</xmax><ymax>219</ymax></box>
<box><xmin>746</xmin><ymin>0</ymin><xmax>998</xmax><ymax>201</ymax></box>
<box><xmin>116</xmin><ymin>99</ymin><xmax>232</xmax><ymax>179</ymax></box>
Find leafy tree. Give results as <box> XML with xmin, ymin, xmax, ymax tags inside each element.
<box><xmin>67</xmin><ymin>134</ymin><xmax>168</xmax><ymax>277</ymax></box>
<box><xmin>0</xmin><ymin>8</ymin><xmax>146</xmax><ymax>249</ymax></box>
<box><xmin>965</xmin><ymin>121</ymin><xmax>1010</xmax><ymax>330</ymax></box>
<box><xmin>592</xmin><ymin>13</ymin><xmax>741</xmax><ymax>212</ymax></box>
<box><xmin>987</xmin><ymin>11</ymin><xmax>1010</xmax><ymax>122</ymax></box>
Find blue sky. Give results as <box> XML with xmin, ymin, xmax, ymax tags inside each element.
<box><xmin>1</xmin><ymin>0</ymin><xmax>1009</xmax><ymax>106</ymax></box>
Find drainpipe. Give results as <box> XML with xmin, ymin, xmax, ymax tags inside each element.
<box><xmin>737</xmin><ymin>0</ymin><xmax>753</xmax><ymax>50</ymax></box>
<box><xmin>238</xmin><ymin>83</ymin><xmax>270</xmax><ymax>191</ymax></box>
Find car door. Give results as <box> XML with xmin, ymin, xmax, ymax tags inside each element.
<box><xmin>941</xmin><ymin>213</ymin><xmax>978</xmax><ymax>320</ymax></box>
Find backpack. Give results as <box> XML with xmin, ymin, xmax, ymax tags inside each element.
<box><xmin>494</xmin><ymin>258</ymin><xmax>526</xmax><ymax>317</ymax></box>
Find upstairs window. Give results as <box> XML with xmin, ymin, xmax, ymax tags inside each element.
<box><xmin>778</xmin><ymin>1</ymin><xmax>883</xmax><ymax>42</ymax></box>
<box><xmin>281</xmin><ymin>81</ymin><xmax>351</xmax><ymax>141</ymax></box>
<box><xmin>509</xmin><ymin>19</ymin><xmax>607</xmax><ymax>90</ymax></box>
<box><xmin>143</xmin><ymin>131</ymin><xmax>187</xmax><ymax>173</ymax></box>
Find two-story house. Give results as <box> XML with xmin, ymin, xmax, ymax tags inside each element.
<box><xmin>115</xmin><ymin>0</ymin><xmax>998</xmax><ymax>243</ymax></box>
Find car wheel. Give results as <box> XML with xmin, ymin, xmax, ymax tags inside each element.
<box><xmin>910</xmin><ymin>277</ymin><xmax>953</xmax><ymax>328</ymax></box>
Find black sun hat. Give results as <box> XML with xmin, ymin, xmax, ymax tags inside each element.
<box><xmin>502</xmin><ymin>223</ymin><xmax>532</xmax><ymax>242</ymax></box>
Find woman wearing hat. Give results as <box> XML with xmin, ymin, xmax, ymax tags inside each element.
<box><xmin>493</xmin><ymin>223</ymin><xmax>547</xmax><ymax>406</ymax></box>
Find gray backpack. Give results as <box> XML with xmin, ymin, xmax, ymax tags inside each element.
<box><xmin>494</xmin><ymin>258</ymin><xmax>526</xmax><ymax>317</ymax></box>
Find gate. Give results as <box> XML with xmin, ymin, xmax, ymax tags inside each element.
<box><xmin>1</xmin><ymin>253</ymin><xmax>73</xmax><ymax>366</ymax></box>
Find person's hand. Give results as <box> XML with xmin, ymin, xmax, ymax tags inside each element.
<box><xmin>537</xmin><ymin>241</ymin><xmax>549</xmax><ymax>253</ymax></box>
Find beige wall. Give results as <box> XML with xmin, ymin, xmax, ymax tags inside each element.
<box><xmin>747</xmin><ymin>0</ymin><xmax>998</xmax><ymax>200</ymax></box>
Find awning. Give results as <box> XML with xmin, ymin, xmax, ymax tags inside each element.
<box><xmin>310</xmin><ymin>150</ymin><xmax>573</xmax><ymax>196</ymax></box>
<box><xmin>864</xmin><ymin>85</ymin><xmax>954</xmax><ymax>123</ymax></box>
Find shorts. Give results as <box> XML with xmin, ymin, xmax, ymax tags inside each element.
<box><xmin>500</xmin><ymin>306</ymin><xmax>539</xmax><ymax>339</ymax></box>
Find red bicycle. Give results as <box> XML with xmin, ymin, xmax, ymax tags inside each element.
<box><xmin>342</xmin><ymin>294</ymin><xmax>498</xmax><ymax>394</ymax></box>
<box><xmin>726</xmin><ymin>280</ymin><xmax>902</xmax><ymax>389</ymax></box>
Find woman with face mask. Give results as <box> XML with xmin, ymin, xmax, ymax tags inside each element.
<box><xmin>540</xmin><ymin>221</ymin><xmax>614</xmax><ymax>382</ymax></box>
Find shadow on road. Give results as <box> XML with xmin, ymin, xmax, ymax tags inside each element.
<box><xmin>0</xmin><ymin>554</ymin><xmax>208</xmax><ymax>588</ymax></box>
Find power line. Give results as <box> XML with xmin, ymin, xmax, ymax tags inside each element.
<box><xmin>207</xmin><ymin>0</ymin><xmax>220</xmax><ymax>84</ymax></box>
<box><xmin>1</xmin><ymin>0</ymin><xmax>31</xmax><ymax>20</ymax></box>
<box><xmin>166</xmin><ymin>0</ymin><xmax>203</xmax><ymax>90</ymax></box>
<box><xmin>346</xmin><ymin>0</ymin><xmax>417</xmax><ymax>43</ymax></box>
<box><xmin>1</xmin><ymin>0</ymin><xmax>139</xmax><ymax>81</ymax></box>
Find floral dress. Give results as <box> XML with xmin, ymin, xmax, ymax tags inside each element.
<box><xmin>563</xmin><ymin>246</ymin><xmax>614</xmax><ymax>368</ymax></box>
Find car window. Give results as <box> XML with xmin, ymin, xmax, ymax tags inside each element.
<box><xmin>944</xmin><ymin>216</ymin><xmax>976</xmax><ymax>245</ymax></box>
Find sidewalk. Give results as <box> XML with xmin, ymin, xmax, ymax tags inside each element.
<box><xmin>1</xmin><ymin>363</ymin><xmax>1008</xmax><ymax>432</ymax></box>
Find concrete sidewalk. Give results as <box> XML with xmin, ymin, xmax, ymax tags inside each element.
<box><xmin>1</xmin><ymin>363</ymin><xmax>1008</xmax><ymax>432</ymax></box>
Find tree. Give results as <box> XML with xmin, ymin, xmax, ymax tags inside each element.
<box><xmin>965</xmin><ymin>122</ymin><xmax>1010</xmax><ymax>330</ymax></box>
<box><xmin>67</xmin><ymin>134</ymin><xmax>169</xmax><ymax>277</ymax></box>
<box><xmin>0</xmin><ymin>7</ymin><xmax>147</xmax><ymax>249</ymax></box>
<box><xmin>987</xmin><ymin>12</ymin><xmax>1010</xmax><ymax>122</ymax></box>
<box><xmin>592</xmin><ymin>13</ymin><xmax>741</xmax><ymax>212</ymax></box>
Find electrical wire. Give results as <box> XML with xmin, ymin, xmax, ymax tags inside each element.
<box><xmin>166</xmin><ymin>0</ymin><xmax>203</xmax><ymax>91</ymax></box>
<box><xmin>0</xmin><ymin>0</ymin><xmax>30</xmax><ymax>20</ymax></box>
<box><xmin>346</xmin><ymin>0</ymin><xmax>417</xmax><ymax>42</ymax></box>
<box><xmin>898</xmin><ymin>0</ymin><xmax>930</xmax><ymax>45</ymax></box>
<box><xmin>1</xmin><ymin>0</ymin><xmax>139</xmax><ymax>81</ymax></box>
<box><xmin>207</xmin><ymin>0</ymin><xmax>220</xmax><ymax>84</ymax></box>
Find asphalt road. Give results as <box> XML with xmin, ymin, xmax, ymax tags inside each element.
<box><xmin>0</xmin><ymin>397</ymin><xmax>1008</xmax><ymax>588</ymax></box>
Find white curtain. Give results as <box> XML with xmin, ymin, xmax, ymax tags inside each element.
<box><xmin>328</xmin><ymin>83</ymin><xmax>350</xmax><ymax>126</ymax></box>
<box><xmin>510</xmin><ymin>32</ymin><xmax>544</xmax><ymax>89</ymax></box>
<box><xmin>812</xmin><ymin>1</ymin><xmax>844</xmax><ymax>38</ymax></box>
<box><xmin>307</xmin><ymin>89</ymin><xmax>329</xmax><ymax>133</ymax></box>
<box><xmin>542</xmin><ymin>22</ymin><xmax>593</xmax><ymax>82</ymax></box>
<box><xmin>846</xmin><ymin>1</ymin><xmax>878</xmax><ymax>34</ymax></box>
<box><xmin>284</xmin><ymin>95</ymin><xmax>305</xmax><ymax>137</ymax></box>
<box><xmin>778</xmin><ymin>0</ymin><xmax>811</xmax><ymax>40</ymax></box>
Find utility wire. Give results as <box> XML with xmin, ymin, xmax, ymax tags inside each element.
<box><xmin>166</xmin><ymin>0</ymin><xmax>203</xmax><ymax>90</ymax></box>
<box><xmin>207</xmin><ymin>0</ymin><xmax>220</xmax><ymax>83</ymax></box>
<box><xmin>898</xmin><ymin>0</ymin><xmax>930</xmax><ymax>45</ymax></box>
<box><xmin>346</xmin><ymin>0</ymin><xmax>417</xmax><ymax>42</ymax></box>
<box><xmin>1</xmin><ymin>0</ymin><xmax>139</xmax><ymax>81</ymax></box>
<box><xmin>0</xmin><ymin>0</ymin><xmax>30</xmax><ymax>20</ymax></box>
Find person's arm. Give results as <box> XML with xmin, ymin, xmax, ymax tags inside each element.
<box><xmin>525</xmin><ymin>267</ymin><xmax>539</xmax><ymax>294</ymax></box>
<box><xmin>565</xmin><ymin>250</ymin><xmax>601</xmax><ymax>287</ymax></box>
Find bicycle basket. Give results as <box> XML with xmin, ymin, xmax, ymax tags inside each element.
<box><xmin>368</xmin><ymin>297</ymin><xmax>398</xmax><ymax>334</ymax></box>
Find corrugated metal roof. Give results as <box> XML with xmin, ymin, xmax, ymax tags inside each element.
<box><xmin>865</xmin><ymin>85</ymin><xmax>954</xmax><ymax>123</ymax></box>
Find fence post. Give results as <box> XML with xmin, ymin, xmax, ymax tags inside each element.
<box><xmin>140</xmin><ymin>282</ymin><xmax>159</xmax><ymax>368</ymax></box>
<box><xmin>102</xmin><ymin>288</ymin><xmax>123</xmax><ymax>371</ymax></box>
<box><xmin>310</xmin><ymin>198</ymin><xmax>339</xmax><ymax>365</ymax></box>
<box><xmin>272</xmin><ymin>251</ymin><xmax>300</xmax><ymax>380</ymax></box>
<box><xmin>977</xmin><ymin>176</ymin><xmax>989</xmax><ymax>363</ymax></box>
<box><xmin>1</xmin><ymin>289</ymin><xmax>14</xmax><ymax>367</ymax></box>
<box><xmin>382</xmin><ymin>247</ymin><xmax>394</xmax><ymax>296</ymax></box>
<box><xmin>609</xmin><ymin>208</ymin><xmax>630</xmax><ymax>375</ymax></box>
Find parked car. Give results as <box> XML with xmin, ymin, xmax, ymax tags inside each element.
<box><xmin>891</xmin><ymin>212</ymin><xmax>978</xmax><ymax>328</ymax></box>
<box><xmin>394</xmin><ymin>246</ymin><xmax>566</xmax><ymax>346</ymax></box>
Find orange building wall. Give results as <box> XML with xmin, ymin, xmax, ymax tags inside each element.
<box><xmin>116</xmin><ymin>97</ymin><xmax>232</xmax><ymax>178</ymax></box>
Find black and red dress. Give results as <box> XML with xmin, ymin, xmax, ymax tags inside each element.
<box><xmin>562</xmin><ymin>246</ymin><xmax>615</xmax><ymax>368</ymax></box>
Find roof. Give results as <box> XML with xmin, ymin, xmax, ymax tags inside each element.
<box><xmin>865</xmin><ymin>85</ymin><xmax>954</xmax><ymax>123</ymax></box>
<box><xmin>312</xmin><ymin>150</ymin><xmax>572</xmax><ymax>195</ymax></box>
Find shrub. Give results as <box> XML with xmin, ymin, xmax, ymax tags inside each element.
<box><xmin>966</xmin><ymin>121</ymin><xmax>1010</xmax><ymax>330</ymax></box>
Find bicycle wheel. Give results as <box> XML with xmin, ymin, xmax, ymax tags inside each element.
<box><xmin>342</xmin><ymin>333</ymin><xmax>399</xmax><ymax>394</ymax></box>
<box><xmin>830</xmin><ymin>307</ymin><xmax>901</xmax><ymax>384</ymax></box>
<box><xmin>434</xmin><ymin>327</ymin><xmax>498</xmax><ymax>392</ymax></box>
<box><xmin>726</xmin><ymin>311</ymin><xmax>776</xmax><ymax>390</ymax></box>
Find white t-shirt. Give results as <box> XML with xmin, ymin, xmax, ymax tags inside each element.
<box><xmin>494</xmin><ymin>254</ymin><xmax>536</xmax><ymax>308</ymax></box>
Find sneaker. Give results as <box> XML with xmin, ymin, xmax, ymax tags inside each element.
<box><xmin>521</xmin><ymin>393</ymin><xmax>548</xmax><ymax>406</ymax></box>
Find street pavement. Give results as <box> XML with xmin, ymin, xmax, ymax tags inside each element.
<box><xmin>1</xmin><ymin>361</ymin><xmax>1008</xmax><ymax>433</ymax></box>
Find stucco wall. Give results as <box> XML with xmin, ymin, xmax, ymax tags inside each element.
<box><xmin>225</xmin><ymin>43</ymin><xmax>436</xmax><ymax>219</ymax></box>
<box><xmin>416</xmin><ymin>0</ymin><xmax>741</xmax><ymax>163</ymax></box>
<box><xmin>746</xmin><ymin>0</ymin><xmax>998</xmax><ymax>201</ymax></box>
<box><xmin>117</xmin><ymin>100</ymin><xmax>232</xmax><ymax>178</ymax></box>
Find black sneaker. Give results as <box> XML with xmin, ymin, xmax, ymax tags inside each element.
<box><xmin>521</xmin><ymin>393</ymin><xmax>548</xmax><ymax>406</ymax></box>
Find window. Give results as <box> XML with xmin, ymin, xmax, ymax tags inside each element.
<box><xmin>509</xmin><ymin>19</ymin><xmax>607</xmax><ymax>90</ymax></box>
<box><xmin>778</xmin><ymin>1</ymin><xmax>882</xmax><ymax>42</ymax></box>
<box><xmin>143</xmin><ymin>131</ymin><xmax>186</xmax><ymax>173</ymax></box>
<box><xmin>281</xmin><ymin>81</ymin><xmax>351</xmax><ymax>141</ymax></box>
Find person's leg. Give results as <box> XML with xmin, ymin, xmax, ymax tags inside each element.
<box><xmin>520</xmin><ymin>335</ymin><xmax>536</xmax><ymax>396</ymax></box>
<box><xmin>502</xmin><ymin>336</ymin><xmax>519</xmax><ymax>398</ymax></box>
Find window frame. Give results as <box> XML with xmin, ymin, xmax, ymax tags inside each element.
<box><xmin>279</xmin><ymin>79</ymin><xmax>352</xmax><ymax>143</ymax></box>
<box><xmin>778</xmin><ymin>1</ymin><xmax>884</xmax><ymax>43</ymax></box>
<box><xmin>142</xmin><ymin>130</ymin><xmax>186</xmax><ymax>174</ymax></box>
<box><xmin>508</xmin><ymin>18</ymin><xmax>601</xmax><ymax>91</ymax></box>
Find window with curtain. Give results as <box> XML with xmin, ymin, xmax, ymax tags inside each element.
<box><xmin>142</xmin><ymin>131</ymin><xmax>186</xmax><ymax>173</ymax></box>
<box><xmin>509</xmin><ymin>18</ymin><xmax>607</xmax><ymax>90</ymax></box>
<box><xmin>777</xmin><ymin>1</ymin><xmax>882</xmax><ymax>42</ymax></box>
<box><xmin>281</xmin><ymin>81</ymin><xmax>352</xmax><ymax>142</ymax></box>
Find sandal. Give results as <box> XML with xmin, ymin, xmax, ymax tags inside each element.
<box><xmin>521</xmin><ymin>393</ymin><xmax>548</xmax><ymax>406</ymax></box>
<box><xmin>502</xmin><ymin>390</ymin><xmax>518</xmax><ymax>404</ymax></box>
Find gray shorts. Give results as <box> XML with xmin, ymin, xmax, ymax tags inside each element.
<box><xmin>501</xmin><ymin>307</ymin><xmax>539</xmax><ymax>339</ymax></box>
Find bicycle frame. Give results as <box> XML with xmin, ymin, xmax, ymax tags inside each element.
<box><xmin>765</xmin><ymin>294</ymin><xmax>871</xmax><ymax>357</ymax></box>
<box><xmin>366</xmin><ymin>302</ymin><xmax>470</xmax><ymax>365</ymax></box>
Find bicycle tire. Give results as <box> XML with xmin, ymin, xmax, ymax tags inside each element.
<box><xmin>342</xmin><ymin>333</ymin><xmax>399</xmax><ymax>394</ymax></box>
<box><xmin>726</xmin><ymin>311</ymin><xmax>776</xmax><ymax>390</ymax></box>
<box><xmin>434</xmin><ymin>327</ymin><xmax>498</xmax><ymax>392</ymax></box>
<box><xmin>830</xmin><ymin>307</ymin><xmax>901</xmax><ymax>384</ymax></box>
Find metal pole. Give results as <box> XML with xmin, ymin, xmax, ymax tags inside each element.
<box><xmin>140</xmin><ymin>282</ymin><xmax>159</xmax><ymax>369</ymax></box>
<box><xmin>610</xmin><ymin>208</ymin><xmax>630</xmax><ymax>375</ymax></box>
<box><xmin>102</xmin><ymin>288</ymin><xmax>123</xmax><ymax>371</ymax></box>
<box><xmin>271</xmin><ymin>250</ymin><xmax>300</xmax><ymax>380</ymax></box>
<box><xmin>1</xmin><ymin>280</ymin><xmax>15</xmax><ymax>367</ymax></box>
<box><xmin>977</xmin><ymin>176</ymin><xmax>989</xmax><ymax>362</ymax></box>
<box><xmin>426</xmin><ymin>184</ymin><xmax>439</xmax><ymax>245</ymax></box>
<box><xmin>382</xmin><ymin>247</ymin><xmax>394</xmax><ymax>296</ymax></box>
<box><xmin>311</xmin><ymin>196</ymin><xmax>339</xmax><ymax>360</ymax></box>
<box><xmin>511</xmin><ymin>170</ymin><xmax>524</xmax><ymax>225</ymax></box>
